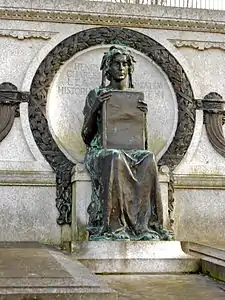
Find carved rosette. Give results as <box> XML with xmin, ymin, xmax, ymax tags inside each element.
<box><xmin>29</xmin><ymin>27</ymin><xmax>195</xmax><ymax>225</ymax></box>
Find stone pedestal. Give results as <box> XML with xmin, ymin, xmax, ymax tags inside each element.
<box><xmin>173</xmin><ymin>174</ymin><xmax>225</xmax><ymax>243</ymax></box>
<box><xmin>0</xmin><ymin>171</ymin><xmax>60</xmax><ymax>244</ymax></box>
<box><xmin>71</xmin><ymin>241</ymin><xmax>200</xmax><ymax>274</ymax></box>
<box><xmin>71</xmin><ymin>163</ymin><xmax>170</xmax><ymax>242</ymax></box>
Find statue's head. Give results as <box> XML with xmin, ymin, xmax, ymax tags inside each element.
<box><xmin>100</xmin><ymin>46</ymin><xmax>136</xmax><ymax>88</ymax></box>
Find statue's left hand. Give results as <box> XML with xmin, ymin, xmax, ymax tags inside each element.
<box><xmin>97</xmin><ymin>91</ymin><xmax>111</xmax><ymax>104</ymax></box>
<box><xmin>137</xmin><ymin>100</ymin><xmax>148</xmax><ymax>113</ymax></box>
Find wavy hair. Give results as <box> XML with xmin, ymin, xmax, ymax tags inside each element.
<box><xmin>100</xmin><ymin>46</ymin><xmax>136</xmax><ymax>88</ymax></box>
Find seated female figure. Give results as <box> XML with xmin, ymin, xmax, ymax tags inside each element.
<box><xmin>82</xmin><ymin>46</ymin><xmax>169</xmax><ymax>240</ymax></box>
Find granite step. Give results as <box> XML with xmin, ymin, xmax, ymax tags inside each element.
<box><xmin>0</xmin><ymin>242</ymin><xmax>117</xmax><ymax>300</ymax></box>
<box><xmin>100</xmin><ymin>274</ymin><xmax>225</xmax><ymax>300</ymax></box>
<box><xmin>182</xmin><ymin>242</ymin><xmax>225</xmax><ymax>282</ymax></box>
<box><xmin>71</xmin><ymin>241</ymin><xmax>200</xmax><ymax>274</ymax></box>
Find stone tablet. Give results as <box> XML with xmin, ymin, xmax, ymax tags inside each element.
<box><xmin>102</xmin><ymin>90</ymin><xmax>145</xmax><ymax>150</ymax></box>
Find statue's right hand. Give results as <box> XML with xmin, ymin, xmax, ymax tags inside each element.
<box><xmin>97</xmin><ymin>91</ymin><xmax>111</xmax><ymax>104</ymax></box>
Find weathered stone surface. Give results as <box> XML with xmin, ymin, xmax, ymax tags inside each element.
<box><xmin>0</xmin><ymin>183</ymin><xmax>60</xmax><ymax>244</ymax></box>
<box><xmin>100</xmin><ymin>274</ymin><xmax>225</xmax><ymax>300</ymax></box>
<box><xmin>173</xmin><ymin>185</ymin><xmax>225</xmax><ymax>243</ymax></box>
<box><xmin>174</xmin><ymin>111</ymin><xmax>225</xmax><ymax>175</ymax></box>
<box><xmin>173</xmin><ymin>109</ymin><xmax>225</xmax><ymax>243</ymax></box>
<box><xmin>0</xmin><ymin>116</ymin><xmax>52</xmax><ymax>172</ymax></box>
<box><xmin>71</xmin><ymin>241</ymin><xmax>200</xmax><ymax>274</ymax></box>
<box><xmin>182</xmin><ymin>242</ymin><xmax>225</xmax><ymax>282</ymax></box>
<box><xmin>0</xmin><ymin>0</ymin><xmax>224</xmax><ymax>246</ymax></box>
<box><xmin>0</xmin><ymin>242</ymin><xmax>117</xmax><ymax>299</ymax></box>
<box><xmin>201</xmin><ymin>260</ymin><xmax>225</xmax><ymax>283</ymax></box>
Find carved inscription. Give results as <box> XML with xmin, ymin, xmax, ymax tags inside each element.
<box><xmin>137</xmin><ymin>81</ymin><xmax>164</xmax><ymax>99</ymax></box>
<box><xmin>57</xmin><ymin>62</ymin><xmax>164</xmax><ymax>99</ymax></box>
<box><xmin>58</xmin><ymin>63</ymin><xmax>99</xmax><ymax>96</ymax></box>
<box><xmin>58</xmin><ymin>86</ymin><xmax>90</xmax><ymax>96</ymax></box>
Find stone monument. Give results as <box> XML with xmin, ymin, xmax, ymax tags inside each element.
<box><xmin>81</xmin><ymin>46</ymin><xmax>171</xmax><ymax>241</ymax></box>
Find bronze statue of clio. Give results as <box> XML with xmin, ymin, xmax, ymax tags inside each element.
<box><xmin>81</xmin><ymin>46</ymin><xmax>171</xmax><ymax>241</ymax></box>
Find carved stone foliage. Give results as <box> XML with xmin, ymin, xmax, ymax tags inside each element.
<box><xmin>201</xmin><ymin>92</ymin><xmax>225</xmax><ymax>157</ymax></box>
<box><xmin>171</xmin><ymin>39</ymin><xmax>225</xmax><ymax>51</ymax></box>
<box><xmin>0</xmin><ymin>82</ymin><xmax>29</xmax><ymax>142</ymax></box>
<box><xmin>0</xmin><ymin>29</ymin><xmax>56</xmax><ymax>40</ymax></box>
<box><xmin>29</xmin><ymin>27</ymin><xmax>195</xmax><ymax>225</ymax></box>
<box><xmin>29</xmin><ymin>77</ymin><xmax>74</xmax><ymax>225</ymax></box>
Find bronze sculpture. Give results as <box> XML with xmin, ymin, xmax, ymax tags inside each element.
<box><xmin>82</xmin><ymin>46</ymin><xmax>171</xmax><ymax>240</ymax></box>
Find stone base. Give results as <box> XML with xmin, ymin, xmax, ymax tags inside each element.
<box><xmin>71</xmin><ymin>241</ymin><xmax>200</xmax><ymax>274</ymax></box>
<box><xmin>182</xmin><ymin>242</ymin><xmax>225</xmax><ymax>282</ymax></box>
<box><xmin>0</xmin><ymin>242</ymin><xmax>117</xmax><ymax>299</ymax></box>
<box><xmin>0</xmin><ymin>171</ymin><xmax>60</xmax><ymax>244</ymax></box>
<box><xmin>173</xmin><ymin>174</ymin><xmax>225</xmax><ymax>243</ymax></box>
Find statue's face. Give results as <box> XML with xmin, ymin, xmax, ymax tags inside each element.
<box><xmin>109</xmin><ymin>54</ymin><xmax>129</xmax><ymax>81</ymax></box>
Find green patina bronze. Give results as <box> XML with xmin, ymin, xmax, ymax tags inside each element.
<box><xmin>81</xmin><ymin>46</ymin><xmax>172</xmax><ymax>241</ymax></box>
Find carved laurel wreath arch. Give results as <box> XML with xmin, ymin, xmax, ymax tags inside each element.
<box><xmin>29</xmin><ymin>27</ymin><xmax>195</xmax><ymax>225</ymax></box>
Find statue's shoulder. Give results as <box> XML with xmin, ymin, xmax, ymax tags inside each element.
<box><xmin>83</xmin><ymin>87</ymin><xmax>101</xmax><ymax>115</ymax></box>
<box><xmin>86</xmin><ymin>87</ymin><xmax>101</xmax><ymax>99</ymax></box>
<box><xmin>86</xmin><ymin>86</ymin><xmax>110</xmax><ymax>99</ymax></box>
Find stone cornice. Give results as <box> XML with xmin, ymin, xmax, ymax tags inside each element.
<box><xmin>0</xmin><ymin>8</ymin><xmax>225</xmax><ymax>33</ymax></box>
<box><xmin>0</xmin><ymin>171</ymin><xmax>56</xmax><ymax>186</ymax></box>
<box><xmin>174</xmin><ymin>174</ymin><xmax>225</xmax><ymax>189</ymax></box>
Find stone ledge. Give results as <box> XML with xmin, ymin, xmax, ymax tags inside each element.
<box><xmin>71</xmin><ymin>163</ymin><xmax>170</xmax><ymax>183</ymax></box>
<box><xmin>182</xmin><ymin>242</ymin><xmax>225</xmax><ymax>282</ymax></box>
<box><xmin>0</xmin><ymin>242</ymin><xmax>117</xmax><ymax>299</ymax></box>
<box><xmin>0</xmin><ymin>170</ymin><xmax>55</xmax><ymax>186</ymax></box>
<box><xmin>185</xmin><ymin>242</ymin><xmax>225</xmax><ymax>260</ymax></box>
<box><xmin>201</xmin><ymin>260</ymin><xmax>225</xmax><ymax>282</ymax></box>
<box><xmin>174</xmin><ymin>174</ymin><xmax>225</xmax><ymax>189</ymax></box>
<box><xmin>71</xmin><ymin>241</ymin><xmax>200</xmax><ymax>274</ymax></box>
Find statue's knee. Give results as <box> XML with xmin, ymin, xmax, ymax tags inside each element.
<box><xmin>112</xmin><ymin>150</ymin><xmax>123</xmax><ymax>162</ymax></box>
<box><xmin>105</xmin><ymin>149</ymin><xmax>121</xmax><ymax>157</ymax></box>
<box><xmin>142</xmin><ymin>151</ymin><xmax>154</xmax><ymax>162</ymax></box>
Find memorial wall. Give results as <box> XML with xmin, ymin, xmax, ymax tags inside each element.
<box><xmin>0</xmin><ymin>0</ymin><xmax>225</xmax><ymax>244</ymax></box>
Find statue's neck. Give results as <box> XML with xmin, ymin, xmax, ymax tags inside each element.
<box><xmin>108</xmin><ymin>79</ymin><xmax>126</xmax><ymax>90</ymax></box>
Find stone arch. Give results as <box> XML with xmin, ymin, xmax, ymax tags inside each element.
<box><xmin>29</xmin><ymin>27</ymin><xmax>195</xmax><ymax>225</ymax></box>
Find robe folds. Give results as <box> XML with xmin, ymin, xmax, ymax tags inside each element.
<box><xmin>81</xmin><ymin>88</ymin><xmax>164</xmax><ymax>240</ymax></box>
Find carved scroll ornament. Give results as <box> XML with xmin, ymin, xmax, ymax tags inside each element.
<box><xmin>202</xmin><ymin>92</ymin><xmax>225</xmax><ymax>157</ymax></box>
<box><xmin>0</xmin><ymin>82</ymin><xmax>29</xmax><ymax>142</ymax></box>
